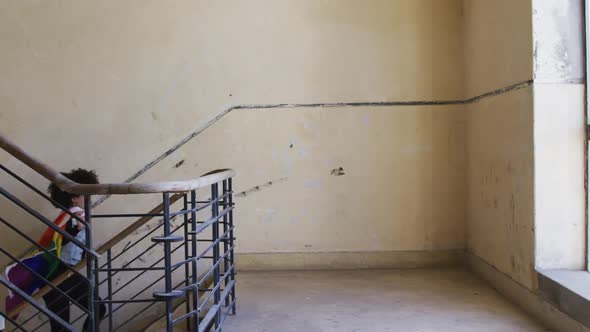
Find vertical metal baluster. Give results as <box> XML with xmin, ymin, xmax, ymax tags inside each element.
<box><xmin>84</xmin><ymin>195</ymin><xmax>97</xmax><ymax>332</ymax></box>
<box><xmin>211</xmin><ymin>183</ymin><xmax>221</xmax><ymax>329</ymax></box>
<box><xmin>183</xmin><ymin>193</ymin><xmax>191</xmax><ymax>331</ymax></box>
<box><xmin>228</xmin><ymin>178</ymin><xmax>236</xmax><ymax>314</ymax></box>
<box><xmin>222</xmin><ymin>180</ymin><xmax>230</xmax><ymax>307</ymax></box>
<box><xmin>93</xmin><ymin>259</ymin><xmax>100</xmax><ymax>331</ymax></box>
<box><xmin>107</xmin><ymin>249</ymin><xmax>113</xmax><ymax>331</ymax></box>
<box><xmin>190</xmin><ymin>189</ymin><xmax>199</xmax><ymax>331</ymax></box>
<box><xmin>163</xmin><ymin>193</ymin><xmax>173</xmax><ymax>332</ymax></box>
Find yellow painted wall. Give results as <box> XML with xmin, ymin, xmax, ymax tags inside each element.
<box><xmin>0</xmin><ymin>0</ymin><xmax>466</xmax><ymax>258</ymax></box>
<box><xmin>464</xmin><ymin>0</ymin><xmax>587</xmax><ymax>290</ymax></box>
<box><xmin>462</xmin><ymin>0</ymin><xmax>533</xmax><ymax>97</ymax></box>
<box><xmin>0</xmin><ymin>1</ymin><xmax>466</xmax><ymax>326</ymax></box>
<box><xmin>4</xmin><ymin>0</ymin><xmax>584</xmax><ymax>328</ymax></box>
<box><xmin>462</xmin><ymin>0</ymin><xmax>536</xmax><ymax>288</ymax></box>
<box><xmin>465</xmin><ymin>87</ymin><xmax>535</xmax><ymax>288</ymax></box>
<box><xmin>122</xmin><ymin>106</ymin><xmax>466</xmax><ymax>254</ymax></box>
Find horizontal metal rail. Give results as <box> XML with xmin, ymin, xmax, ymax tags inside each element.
<box><xmin>0</xmin><ymin>134</ymin><xmax>236</xmax><ymax>195</ymax></box>
<box><xmin>194</xmin><ymin>230</ymin><xmax>234</xmax><ymax>263</ymax></box>
<box><xmin>96</xmin><ymin>266</ymin><xmax>168</xmax><ymax>272</ymax></box>
<box><xmin>189</xmin><ymin>206</ymin><xmax>233</xmax><ymax>235</ymax></box>
<box><xmin>110</xmin><ymin>243</ymin><xmax>185</xmax><ymax>298</ymax></box>
<box><xmin>98</xmin><ymin>221</ymin><xmax>185</xmax><ymax>288</ymax></box>
<box><xmin>111</xmin><ymin>277</ymin><xmax>190</xmax><ymax>332</ymax></box>
<box><xmin>198</xmin><ymin>265</ymin><xmax>235</xmax><ymax>313</ymax></box>
<box><xmin>99</xmin><ymin>298</ymin><xmax>160</xmax><ymax>304</ymax></box>
<box><xmin>171</xmin><ymin>230</ymin><xmax>233</xmax><ymax>270</ymax></box>
<box><xmin>101</xmin><ymin>220</ymin><xmax>164</xmax><ymax>265</ymax></box>
<box><xmin>215</xmin><ymin>297</ymin><xmax>237</xmax><ymax>332</ymax></box>
<box><xmin>172</xmin><ymin>308</ymin><xmax>199</xmax><ymax>324</ymax></box>
<box><xmin>183</xmin><ymin>247</ymin><xmax>236</xmax><ymax>292</ymax></box>
<box><xmin>92</xmin><ymin>213</ymin><xmax>164</xmax><ymax>219</ymax></box>
<box><xmin>198</xmin><ymin>280</ymin><xmax>236</xmax><ymax>332</ymax></box>
<box><xmin>180</xmin><ymin>191</ymin><xmax>232</xmax><ymax>216</ymax></box>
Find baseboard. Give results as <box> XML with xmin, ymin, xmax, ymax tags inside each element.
<box><xmin>467</xmin><ymin>253</ymin><xmax>590</xmax><ymax>332</ymax></box>
<box><xmin>236</xmin><ymin>250</ymin><xmax>465</xmax><ymax>271</ymax></box>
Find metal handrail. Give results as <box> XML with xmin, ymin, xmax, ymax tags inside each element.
<box><xmin>1</xmin><ymin>133</ymin><xmax>237</xmax><ymax>332</ymax></box>
<box><xmin>0</xmin><ymin>133</ymin><xmax>235</xmax><ymax>195</ymax></box>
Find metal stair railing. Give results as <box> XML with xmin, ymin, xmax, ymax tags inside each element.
<box><xmin>0</xmin><ymin>133</ymin><xmax>237</xmax><ymax>332</ymax></box>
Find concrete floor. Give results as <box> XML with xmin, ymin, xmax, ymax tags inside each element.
<box><xmin>223</xmin><ymin>268</ymin><xmax>549</xmax><ymax>332</ymax></box>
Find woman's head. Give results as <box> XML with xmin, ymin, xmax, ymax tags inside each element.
<box><xmin>48</xmin><ymin>168</ymin><xmax>99</xmax><ymax>209</ymax></box>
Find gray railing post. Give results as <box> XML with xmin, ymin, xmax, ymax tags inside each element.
<box><xmin>182</xmin><ymin>193</ymin><xmax>191</xmax><ymax>331</ymax></box>
<box><xmin>222</xmin><ymin>180</ymin><xmax>230</xmax><ymax>308</ymax></box>
<box><xmin>190</xmin><ymin>189</ymin><xmax>199</xmax><ymax>331</ymax></box>
<box><xmin>211</xmin><ymin>183</ymin><xmax>221</xmax><ymax>329</ymax></box>
<box><xmin>163</xmin><ymin>193</ymin><xmax>174</xmax><ymax>332</ymax></box>
<box><xmin>106</xmin><ymin>248</ymin><xmax>113</xmax><ymax>331</ymax></box>
<box><xmin>228</xmin><ymin>178</ymin><xmax>236</xmax><ymax>314</ymax></box>
<box><xmin>84</xmin><ymin>195</ymin><xmax>97</xmax><ymax>332</ymax></box>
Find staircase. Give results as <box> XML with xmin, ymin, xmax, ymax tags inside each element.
<box><xmin>0</xmin><ymin>134</ymin><xmax>237</xmax><ymax>332</ymax></box>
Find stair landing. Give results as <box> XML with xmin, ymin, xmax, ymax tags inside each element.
<box><xmin>223</xmin><ymin>268</ymin><xmax>549</xmax><ymax>332</ymax></box>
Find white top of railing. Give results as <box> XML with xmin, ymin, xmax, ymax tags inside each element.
<box><xmin>0</xmin><ymin>134</ymin><xmax>235</xmax><ymax>195</ymax></box>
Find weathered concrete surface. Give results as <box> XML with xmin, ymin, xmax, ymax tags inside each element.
<box><xmin>533</xmin><ymin>84</ymin><xmax>586</xmax><ymax>271</ymax></box>
<box><xmin>469</xmin><ymin>255</ymin><xmax>590</xmax><ymax>332</ymax></box>
<box><xmin>462</xmin><ymin>0</ymin><xmax>533</xmax><ymax>97</ymax></box>
<box><xmin>462</xmin><ymin>0</ymin><xmax>536</xmax><ymax>290</ymax></box>
<box><xmin>532</xmin><ymin>0</ymin><xmax>585</xmax><ymax>83</ymax></box>
<box><xmin>466</xmin><ymin>86</ymin><xmax>535</xmax><ymax>289</ymax></box>
<box><xmin>531</xmin><ymin>0</ymin><xmax>586</xmax><ymax>274</ymax></box>
<box><xmin>538</xmin><ymin>269</ymin><xmax>590</xmax><ymax>328</ymax></box>
<box><xmin>223</xmin><ymin>269</ymin><xmax>549</xmax><ymax>332</ymax></box>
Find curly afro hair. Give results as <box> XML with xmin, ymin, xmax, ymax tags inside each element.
<box><xmin>48</xmin><ymin>168</ymin><xmax>99</xmax><ymax>208</ymax></box>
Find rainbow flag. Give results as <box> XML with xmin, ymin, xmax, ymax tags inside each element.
<box><xmin>4</xmin><ymin>209</ymin><xmax>78</xmax><ymax>318</ymax></box>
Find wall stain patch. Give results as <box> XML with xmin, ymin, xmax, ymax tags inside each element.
<box><xmin>236</xmin><ymin>177</ymin><xmax>288</xmax><ymax>198</ymax></box>
<box><xmin>331</xmin><ymin>167</ymin><xmax>345</xmax><ymax>176</ymax></box>
<box><xmin>174</xmin><ymin>160</ymin><xmax>185</xmax><ymax>168</ymax></box>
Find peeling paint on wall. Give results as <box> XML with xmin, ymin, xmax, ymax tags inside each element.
<box><xmin>235</xmin><ymin>177</ymin><xmax>288</xmax><ymax>198</ymax></box>
<box><xmin>330</xmin><ymin>167</ymin><xmax>345</xmax><ymax>176</ymax></box>
<box><xmin>532</xmin><ymin>0</ymin><xmax>584</xmax><ymax>82</ymax></box>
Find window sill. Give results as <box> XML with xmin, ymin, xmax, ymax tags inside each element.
<box><xmin>537</xmin><ymin>269</ymin><xmax>590</xmax><ymax>328</ymax></box>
